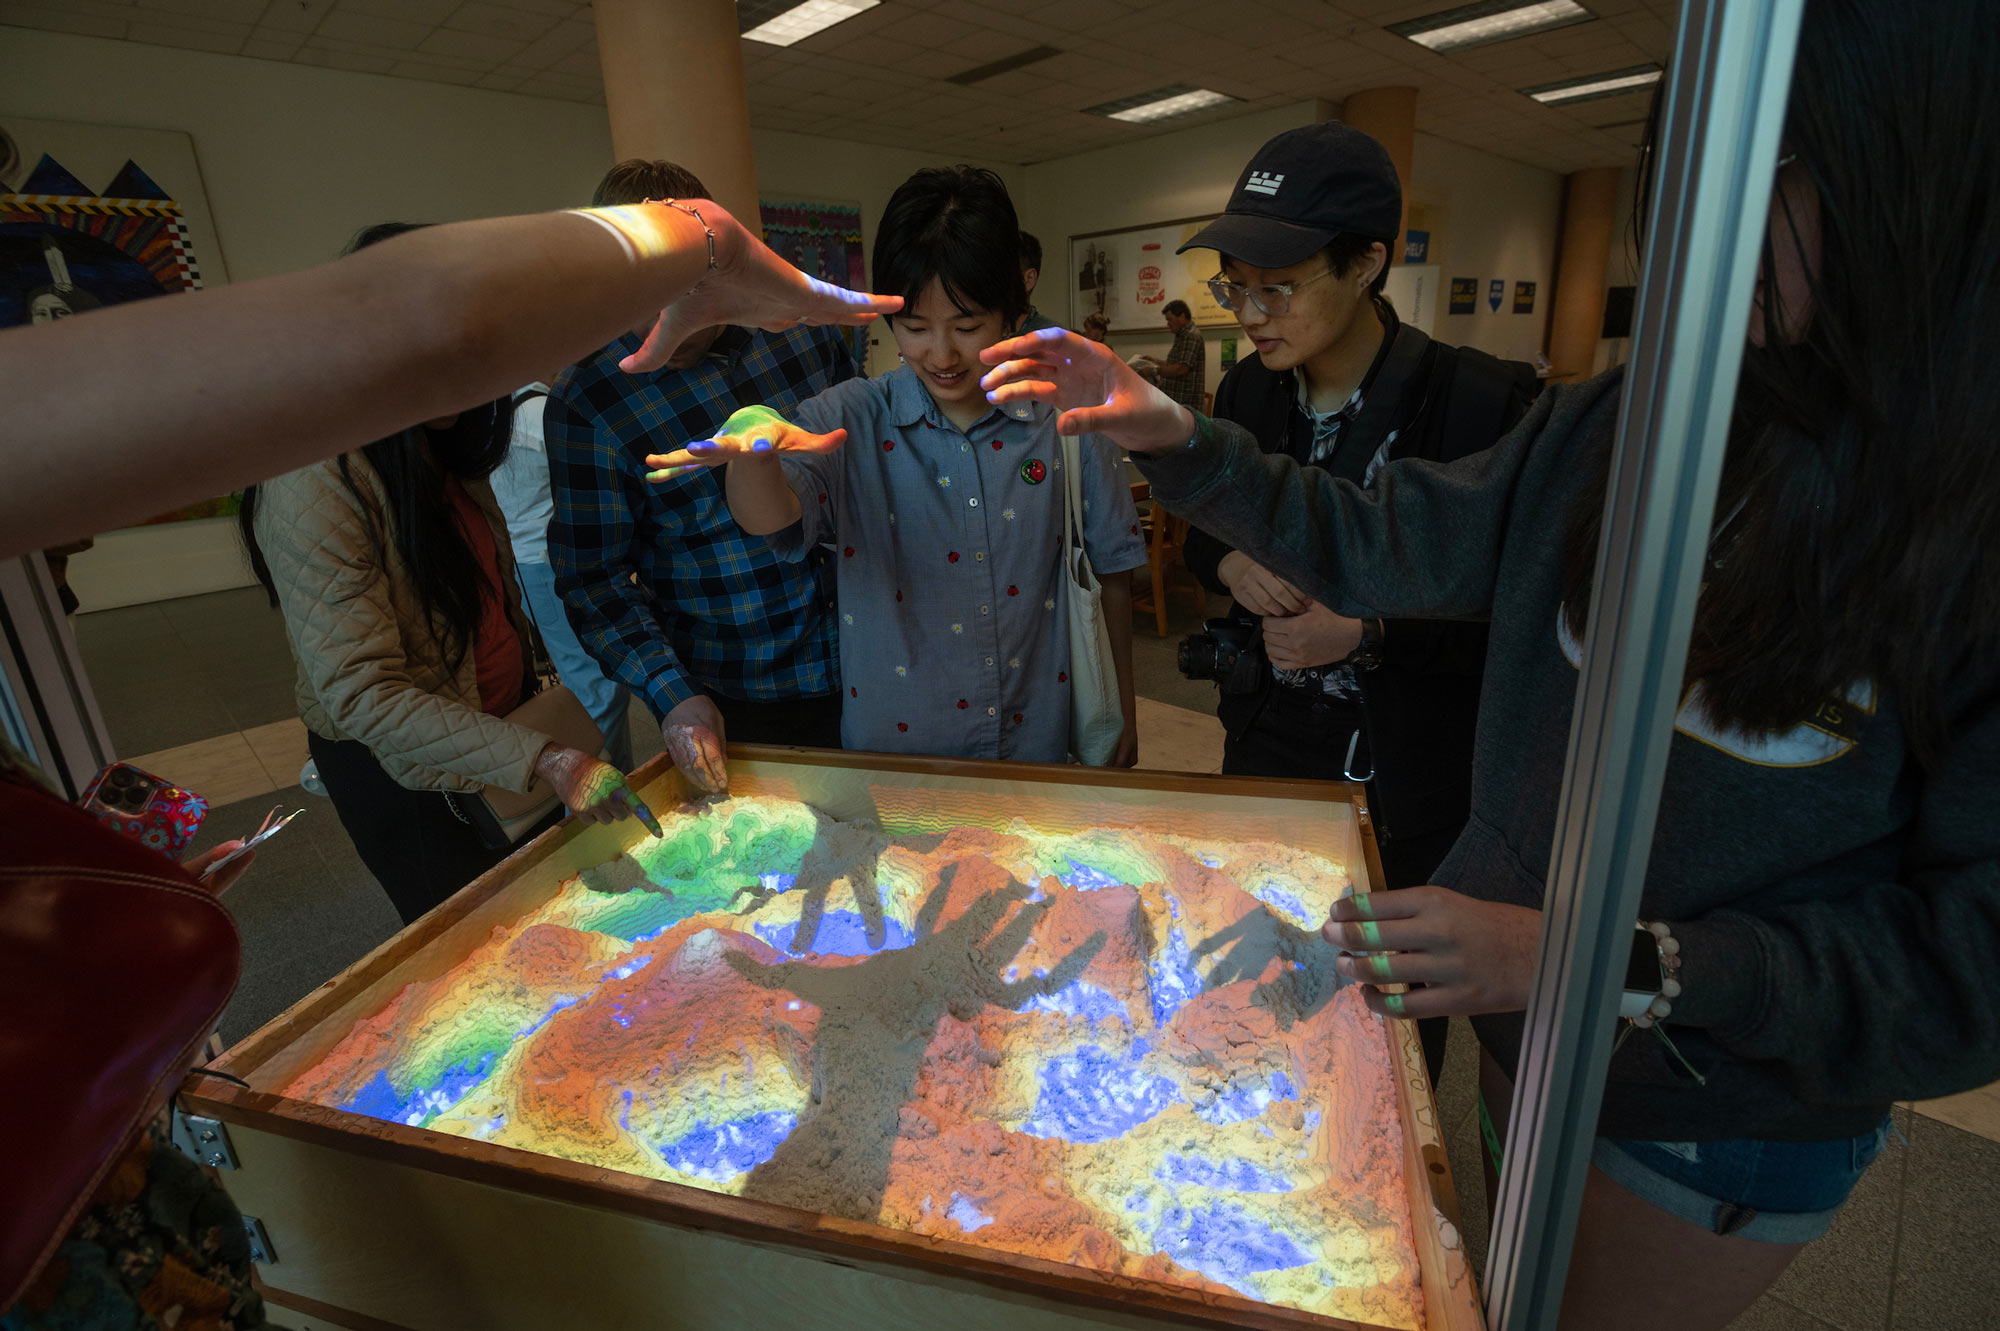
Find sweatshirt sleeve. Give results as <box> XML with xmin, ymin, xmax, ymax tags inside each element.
<box><xmin>1671</xmin><ymin>690</ymin><xmax>2000</xmax><ymax>1105</ymax></box>
<box><xmin>1135</xmin><ymin>383</ymin><xmax>1574</xmax><ymax>622</ymax></box>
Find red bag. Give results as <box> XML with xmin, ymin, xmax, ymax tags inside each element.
<box><xmin>0</xmin><ymin>771</ymin><xmax>241</xmax><ymax>1312</ymax></box>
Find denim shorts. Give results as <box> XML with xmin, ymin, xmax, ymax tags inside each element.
<box><xmin>1591</xmin><ymin>1118</ymin><xmax>1894</xmax><ymax>1243</ymax></box>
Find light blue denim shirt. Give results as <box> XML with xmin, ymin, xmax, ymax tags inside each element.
<box><xmin>773</xmin><ymin>365</ymin><xmax>1146</xmax><ymax>762</ymax></box>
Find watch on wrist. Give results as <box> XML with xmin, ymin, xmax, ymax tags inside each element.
<box><xmin>1346</xmin><ymin>617</ymin><xmax>1385</xmax><ymax>671</ymax></box>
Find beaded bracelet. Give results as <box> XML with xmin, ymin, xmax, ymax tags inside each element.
<box><xmin>1614</xmin><ymin>919</ymin><xmax>1707</xmax><ymax>1084</ymax></box>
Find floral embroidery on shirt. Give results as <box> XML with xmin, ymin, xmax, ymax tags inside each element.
<box><xmin>1007</xmin><ymin>585</ymin><xmax>1019</xmax><ymax>596</ymax></box>
<box><xmin>951</xmin><ymin>623</ymin><xmax>964</xmax><ymax>634</ymax></box>
<box><xmin>895</xmin><ymin>665</ymin><xmax>908</xmax><ymax>676</ymax></box>
<box><xmin>898</xmin><ymin>722</ymin><xmax>909</xmax><ymax>731</ymax></box>
<box><xmin>1058</xmin><ymin>671</ymin><xmax>1068</xmax><ymax>683</ymax></box>
<box><xmin>939</xmin><ymin>475</ymin><xmax>952</xmax><ymax>488</ymax></box>
<box><xmin>948</xmin><ymin>551</ymin><xmax>960</xmax><ymax>563</ymax></box>
<box><xmin>1044</xmin><ymin>598</ymin><xmax>1056</xmax><ymax>609</ymax></box>
<box><xmin>956</xmin><ymin>699</ymin><xmax>968</xmax><ymax>709</ymax></box>
<box><xmin>882</xmin><ymin>439</ymin><xmax>896</xmax><ymax>450</ymax></box>
<box><xmin>1003</xmin><ymin>508</ymin><xmax>1016</xmax><ymax>520</ymax></box>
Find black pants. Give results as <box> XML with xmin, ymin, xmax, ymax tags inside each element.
<box><xmin>307</xmin><ymin>730</ymin><xmax>556</xmax><ymax>926</ymax></box>
<box><xmin>709</xmin><ymin>690</ymin><xmax>844</xmax><ymax>750</ymax></box>
<box><xmin>1219</xmin><ymin>682</ymin><xmax>1457</xmax><ymax>1086</ymax></box>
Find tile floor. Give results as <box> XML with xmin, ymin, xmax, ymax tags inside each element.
<box><xmin>72</xmin><ymin>585</ymin><xmax>2000</xmax><ymax>1327</ymax></box>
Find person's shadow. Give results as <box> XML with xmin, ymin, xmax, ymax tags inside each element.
<box><xmin>1188</xmin><ymin>904</ymin><xmax>1348</xmax><ymax>1030</ymax></box>
<box><xmin>725</xmin><ymin>857</ymin><xmax>1106</xmax><ymax>1221</ymax></box>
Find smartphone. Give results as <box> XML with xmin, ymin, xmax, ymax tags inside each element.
<box><xmin>80</xmin><ymin>762</ymin><xmax>209</xmax><ymax>858</ymax></box>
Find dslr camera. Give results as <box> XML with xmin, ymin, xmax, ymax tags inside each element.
<box><xmin>1178</xmin><ymin>618</ymin><xmax>1266</xmax><ymax>695</ymax></box>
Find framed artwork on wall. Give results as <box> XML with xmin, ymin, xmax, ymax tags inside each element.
<box><xmin>1069</xmin><ymin>216</ymin><xmax>1234</xmax><ymax>335</ymax></box>
<box><xmin>760</xmin><ymin>198</ymin><xmax>869</xmax><ymax>369</ymax></box>
<box><xmin>2</xmin><ymin>116</ymin><xmax>232</xmax><ymax>526</ymax></box>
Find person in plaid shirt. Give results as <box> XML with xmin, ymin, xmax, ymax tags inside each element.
<box><xmin>1153</xmin><ymin>299</ymin><xmax>1207</xmax><ymax>409</ymax></box>
<box><xmin>547</xmin><ymin>160</ymin><xmax>858</xmax><ymax>793</ymax></box>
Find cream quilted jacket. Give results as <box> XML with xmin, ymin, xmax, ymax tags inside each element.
<box><xmin>256</xmin><ymin>455</ymin><xmax>549</xmax><ymax>795</ymax></box>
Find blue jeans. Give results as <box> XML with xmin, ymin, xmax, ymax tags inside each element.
<box><xmin>1592</xmin><ymin>1120</ymin><xmax>1894</xmax><ymax>1243</ymax></box>
<box><xmin>515</xmin><ymin>559</ymin><xmax>632</xmax><ymax>773</ymax></box>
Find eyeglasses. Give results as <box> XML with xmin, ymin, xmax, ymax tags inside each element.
<box><xmin>1206</xmin><ymin>267</ymin><xmax>1337</xmax><ymax>318</ymax></box>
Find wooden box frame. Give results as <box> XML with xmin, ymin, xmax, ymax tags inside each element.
<box><xmin>183</xmin><ymin>747</ymin><xmax>1483</xmax><ymax>1331</ymax></box>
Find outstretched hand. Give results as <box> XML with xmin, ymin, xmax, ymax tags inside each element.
<box><xmin>977</xmin><ymin>327</ymin><xmax>1194</xmax><ymax>453</ymax></box>
<box><xmin>616</xmin><ymin>203</ymin><xmax>902</xmax><ymax>373</ymax></box>
<box><xmin>1322</xmin><ymin>886</ymin><xmax>1542</xmax><ymax>1019</ymax></box>
<box><xmin>645</xmin><ymin>404</ymin><xmax>848</xmax><ymax>482</ymax></box>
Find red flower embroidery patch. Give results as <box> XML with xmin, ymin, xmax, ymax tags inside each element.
<box><xmin>947</xmin><ymin>551</ymin><xmax>960</xmax><ymax>563</ymax></box>
<box><xmin>897</xmin><ymin>722</ymin><xmax>909</xmax><ymax>732</ymax></box>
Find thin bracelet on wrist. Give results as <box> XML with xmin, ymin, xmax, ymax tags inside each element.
<box><xmin>656</xmin><ymin>198</ymin><xmax>718</xmax><ymax>271</ymax></box>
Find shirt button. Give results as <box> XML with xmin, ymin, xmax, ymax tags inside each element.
<box><xmin>985</xmin><ymin>657</ymin><xmax>994</xmax><ymax>665</ymax></box>
<box><xmin>987</xmin><ymin>706</ymin><xmax>997</xmax><ymax>716</ymax></box>
<box><xmin>975</xmin><ymin>551</ymin><xmax>985</xmax><ymax>560</ymax></box>
<box><xmin>980</xmin><ymin>605</ymin><xmax>990</xmax><ymax>615</ymax></box>
<box><xmin>969</xmin><ymin>497</ymin><xmax>979</xmax><ymax>508</ymax></box>
<box><xmin>961</xmin><ymin>443</ymin><xmax>971</xmax><ymax>453</ymax></box>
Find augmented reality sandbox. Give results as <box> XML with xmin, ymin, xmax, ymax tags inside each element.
<box><xmin>285</xmin><ymin>791</ymin><xmax>1423</xmax><ymax>1328</ymax></box>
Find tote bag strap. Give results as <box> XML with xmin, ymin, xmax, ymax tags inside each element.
<box><xmin>1060</xmin><ymin>433</ymin><xmax>1089</xmax><ymax>568</ymax></box>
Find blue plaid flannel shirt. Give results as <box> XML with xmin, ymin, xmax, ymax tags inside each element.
<box><xmin>547</xmin><ymin>324</ymin><xmax>859</xmax><ymax>718</ymax></box>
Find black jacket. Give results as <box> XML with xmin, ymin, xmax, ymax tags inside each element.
<box><xmin>1183</xmin><ymin>312</ymin><xmax>1538</xmax><ymax>849</ymax></box>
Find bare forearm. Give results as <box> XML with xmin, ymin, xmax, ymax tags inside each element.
<box><xmin>0</xmin><ymin>209</ymin><xmax>710</xmax><ymax>555</ymax></box>
<box><xmin>724</xmin><ymin>457</ymin><xmax>805</xmax><ymax>536</ymax></box>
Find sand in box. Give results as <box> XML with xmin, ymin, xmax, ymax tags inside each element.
<box><xmin>285</xmin><ymin>794</ymin><xmax>1426</xmax><ymax>1329</ymax></box>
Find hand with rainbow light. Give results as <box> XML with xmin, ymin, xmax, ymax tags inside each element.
<box><xmin>592</xmin><ymin>202</ymin><xmax>903</xmax><ymax>375</ymax></box>
<box><xmin>532</xmin><ymin>744</ymin><xmax>662</xmax><ymax>835</ymax></box>
<box><xmin>977</xmin><ymin>327</ymin><xmax>1195</xmax><ymax>454</ymax></box>
<box><xmin>644</xmin><ymin>404</ymin><xmax>848</xmax><ymax>482</ymax></box>
<box><xmin>1322</xmin><ymin>885</ymin><xmax>1541</xmax><ymax>1020</ymax></box>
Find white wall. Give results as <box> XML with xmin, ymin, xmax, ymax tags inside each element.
<box><xmin>1409</xmin><ymin>132</ymin><xmax>1563</xmax><ymax>365</ymax></box>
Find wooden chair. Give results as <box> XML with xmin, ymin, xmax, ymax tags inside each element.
<box><xmin>1128</xmin><ymin>481</ymin><xmax>1205</xmax><ymax>637</ymax></box>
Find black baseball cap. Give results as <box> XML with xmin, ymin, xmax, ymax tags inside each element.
<box><xmin>1178</xmin><ymin>122</ymin><xmax>1402</xmax><ymax>268</ymax></box>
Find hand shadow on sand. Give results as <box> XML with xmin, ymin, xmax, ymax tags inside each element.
<box><xmin>1189</xmin><ymin>904</ymin><xmax>1349</xmax><ymax>1029</ymax></box>
<box><xmin>724</xmin><ymin>860</ymin><xmax>1105</xmax><ymax>1221</ymax></box>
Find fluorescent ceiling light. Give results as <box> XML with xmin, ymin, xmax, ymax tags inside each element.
<box><xmin>1085</xmin><ymin>84</ymin><xmax>1237</xmax><ymax>124</ymax></box>
<box><xmin>1523</xmin><ymin>64</ymin><xmax>1662</xmax><ymax>105</ymax></box>
<box><xmin>741</xmin><ymin>0</ymin><xmax>879</xmax><ymax>48</ymax></box>
<box><xmin>1391</xmin><ymin>1</ymin><xmax>1593</xmax><ymax>53</ymax></box>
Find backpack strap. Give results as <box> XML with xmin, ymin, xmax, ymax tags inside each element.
<box><xmin>1409</xmin><ymin>344</ymin><xmax>1537</xmax><ymax>465</ymax></box>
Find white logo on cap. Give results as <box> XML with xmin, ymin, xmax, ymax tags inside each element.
<box><xmin>1244</xmin><ymin>171</ymin><xmax>1284</xmax><ymax>196</ymax></box>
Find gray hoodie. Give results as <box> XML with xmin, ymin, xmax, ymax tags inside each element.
<box><xmin>1137</xmin><ymin>367</ymin><xmax>2000</xmax><ymax>1142</ymax></box>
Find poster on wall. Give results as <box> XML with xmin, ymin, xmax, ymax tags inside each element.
<box><xmin>1513</xmin><ymin>280</ymin><xmax>1537</xmax><ymax>314</ymax></box>
<box><xmin>1403</xmin><ymin>229</ymin><xmax>1430</xmax><ymax>263</ymax></box>
<box><xmin>1449</xmin><ymin>277</ymin><xmax>1478</xmax><ymax>315</ymax></box>
<box><xmin>760</xmin><ymin>199</ymin><xmax>869</xmax><ymax>370</ymax></box>
<box><xmin>2</xmin><ymin>117</ymin><xmax>231</xmax><ymax>526</ymax></box>
<box><xmin>1382</xmin><ymin>263</ymin><xmax>1439</xmax><ymax>336</ymax></box>
<box><xmin>1070</xmin><ymin>217</ymin><xmax>1232</xmax><ymax>335</ymax></box>
<box><xmin>1488</xmin><ymin>278</ymin><xmax>1505</xmax><ymax>312</ymax></box>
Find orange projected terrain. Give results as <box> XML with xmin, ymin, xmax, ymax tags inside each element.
<box><xmin>286</xmin><ymin>795</ymin><xmax>1424</xmax><ymax>1328</ymax></box>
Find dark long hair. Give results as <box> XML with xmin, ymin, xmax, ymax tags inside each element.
<box><xmin>240</xmin><ymin>222</ymin><xmax>515</xmax><ymax>675</ymax></box>
<box><xmin>1561</xmin><ymin>0</ymin><xmax>2000</xmax><ymax>768</ymax></box>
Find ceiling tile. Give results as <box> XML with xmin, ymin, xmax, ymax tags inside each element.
<box><xmin>138</xmin><ymin>0</ymin><xmax>266</xmax><ymax>22</ymax></box>
<box><xmin>253</xmin><ymin>0</ymin><xmax>334</xmax><ymax>33</ymax></box>
<box><xmin>507</xmin><ymin>14</ymin><xmax>588</xmax><ymax>66</ymax></box>
<box><xmin>0</xmin><ymin>3</ymin><xmax>130</xmax><ymax>38</ymax></box>
<box><xmin>334</xmin><ymin>0</ymin><xmax>455</xmax><ymax>23</ymax></box>
<box><xmin>313</xmin><ymin>9</ymin><xmax>429</xmax><ymax>46</ymax></box>
<box><xmin>442</xmin><ymin>0</ymin><xmax>551</xmax><ymax>42</ymax></box>
<box><xmin>121</xmin><ymin>16</ymin><xmax>242</xmax><ymax>47</ymax></box>
<box><xmin>415</xmin><ymin>23</ymin><xmax>518</xmax><ymax>61</ymax></box>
